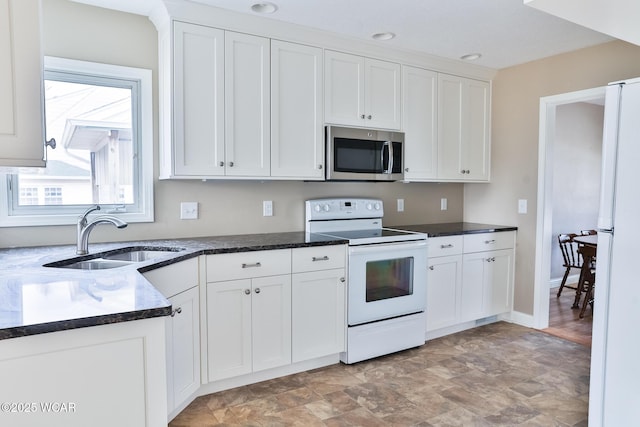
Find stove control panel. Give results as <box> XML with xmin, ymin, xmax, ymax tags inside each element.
<box><xmin>305</xmin><ymin>198</ymin><xmax>384</xmax><ymax>221</ymax></box>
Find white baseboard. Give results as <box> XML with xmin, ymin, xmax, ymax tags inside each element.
<box><xmin>549</xmin><ymin>274</ymin><xmax>579</xmax><ymax>289</ymax></box>
<box><xmin>508</xmin><ymin>310</ymin><xmax>535</xmax><ymax>328</ymax></box>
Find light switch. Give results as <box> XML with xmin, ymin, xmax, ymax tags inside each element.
<box><xmin>397</xmin><ymin>199</ymin><xmax>404</xmax><ymax>212</ymax></box>
<box><xmin>441</xmin><ymin>198</ymin><xmax>448</xmax><ymax>211</ymax></box>
<box><xmin>518</xmin><ymin>199</ymin><xmax>528</xmax><ymax>214</ymax></box>
<box><xmin>263</xmin><ymin>200</ymin><xmax>273</xmax><ymax>217</ymax></box>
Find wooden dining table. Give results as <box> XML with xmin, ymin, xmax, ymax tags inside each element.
<box><xmin>573</xmin><ymin>234</ymin><xmax>597</xmax><ymax>317</ymax></box>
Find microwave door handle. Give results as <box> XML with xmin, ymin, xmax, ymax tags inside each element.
<box><xmin>382</xmin><ymin>141</ymin><xmax>392</xmax><ymax>174</ymax></box>
<box><xmin>387</xmin><ymin>141</ymin><xmax>394</xmax><ymax>174</ymax></box>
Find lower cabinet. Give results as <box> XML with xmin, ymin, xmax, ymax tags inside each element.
<box><xmin>291</xmin><ymin>245</ymin><xmax>346</xmax><ymax>362</ymax></box>
<box><xmin>142</xmin><ymin>257</ymin><xmax>200</xmax><ymax>418</ymax></box>
<box><xmin>426</xmin><ymin>232</ymin><xmax>515</xmax><ymax>335</ymax></box>
<box><xmin>206</xmin><ymin>274</ymin><xmax>292</xmax><ymax>381</ymax></box>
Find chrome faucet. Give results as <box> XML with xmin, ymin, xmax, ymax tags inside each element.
<box><xmin>76</xmin><ymin>205</ymin><xmax>128</xmax><ymax>255</ymax></box>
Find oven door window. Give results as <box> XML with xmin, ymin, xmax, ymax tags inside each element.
<box><xmin>365</xmin><ymin>256</ymin><xmax>414</xmax><ymax>302</ymax></box>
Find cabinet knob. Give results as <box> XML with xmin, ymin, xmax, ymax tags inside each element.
<box><xmin>45</xmin><ymin>138</ymin><xmax>57</xmax><ymax>149</ymax></box>
<box><xmin>229</xmin><ymin>161</ymin><xmax>234</xmax><ymax>167</ymax></box>
<box><xmin>244</xmin><ymin>289</ymin><xmax>251</xmax><ymax>295</ymax></box>
<box><xmin>367</xmin><ymin>115</ymin><xmax>372</xmax><ymax>120</ymax></box>
<box><xmin>219</xmin><ymin>161</ymin><xmax>224</xmax><ymax>167</ymax></box>
<box><xmin>429</xmin><ymin>266</ymin><xmax>434</xmax><ymax>271</ymax></box>
<box><xmin>254</xmin><ymin>288</ymin><xmax>261</xmax><ymax>294</ymax></box>
<box><xmin>340</xmin><ymin>277</ymin><xmax>346</xmax><ymax>283</ymax></box>
<box><xmin>360</xmin><ymin>114</ymin><xmax>365</xmax><ymax>119</ymax></box>
<box><xmin>405</xmin><ymin>167</ymin><xmax>409</xmax><ymax>172</ymax></box>
<box><xmin>318</xmin><ymin>164</ymin><xmax>323</xmax><ymax>170</ymax></box>
<box><xmin>171</xmin><ymin>307</ymin><xmax>182</xmax><ymax>317</ymax></box>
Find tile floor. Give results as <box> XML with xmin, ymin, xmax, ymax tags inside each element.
<box><xmin>170</xmin><ymin>322</ymin><xmax>590</xmax><ymax>426</ymax></box>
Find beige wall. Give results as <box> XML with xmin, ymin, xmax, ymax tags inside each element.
<box><xmin>0</xmin><ymin>0</ymin><xmax>463</xmax><ymax>248</ymax></box>
<box><xmin>464</xmin><ymin>40</ymin><xmax>640</xmax><ymax>315</ymax></box>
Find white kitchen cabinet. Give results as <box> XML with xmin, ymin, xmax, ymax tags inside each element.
<box><xmin>224</xmin><ymin>32</ymin><xmax>270</xmax><ymax>177</ymax></box>
<box><xmin>426</xmin><ymin>236</ymin><xmax>463</xmax><ymax>332</ymax></box>
<box><xmin>437</xmin><ymin>74</ymin><xmax>490</xmax><ymax>181</ymax></box>
<box><xmin>460</xmin><ymin>233</ymin><xmax>515</xmax><ymax>322</ymax></box>
<box><xmin>270</xmin><ymin>40</ymin><xmax>324</xmax><ymax>179</ymax></box>
<box><xmin>205</xmin><ymin>250</ymin><xmax>292</xmax><ymax>382</ymax></box>
<box><xmin>325</xmin><ymin>50</ymin><xmax>401</xmax><ymax>130</ymax></box>
<box><xmin>142</xmin><ymin>257</ymin><xmax>200</xmax><ymax>419</ymax></box>
<box><xmin>163</xmin><ymin>21</ymin><xmax>224</xmax><ymax>177</ymax></box>
<box><xmin>0</xmin><ymin>0</ymin><xmax>45</xmax><ymax>167</ymax></box>
<box><xmin>291</xmin><ymin>245</ymin><xmax>346</xmax><ymax>362</ymax></box>
<box><xmin>402</xmin><ymin>65</ymin><xmax>438</xmax><ymax>181</ymax></box>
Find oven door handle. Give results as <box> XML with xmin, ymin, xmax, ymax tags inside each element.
<box><xmin>348</xmin><ymin>239</ymin><xmax>427</xmax><ymax>255</ymax></box>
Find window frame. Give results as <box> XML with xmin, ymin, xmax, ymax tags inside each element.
<box><xmin>0</xmin><ymin>57</ymin><xmax>154</xmax><ymax>227</ymax></box>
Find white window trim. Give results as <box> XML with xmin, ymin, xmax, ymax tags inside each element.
<box><xmin>0</xmin><ymin>57</ymin><xmax>154</xmax><ymax>227</ymax></box>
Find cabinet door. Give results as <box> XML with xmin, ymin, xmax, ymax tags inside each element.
<box><xmin>166</xmin><ymin>286</ymin><xmax>200</xmax><ymax>413</ymax></box>
<box><xmin>364</xmin><ymin>58</ymin><xmax>401</xmax><ymax>130</ymax></box>
<box><xmin>206</xmin><ymin>279</ymin><xmax>252</xmax><ymax>381</ymax></box>
<box><xmin>437</xmin><ymin>74</ymin><xmax>490</xmax><ymax>181</ymax></box>
<box><xmin>426</xmin><ymin>255</ymin><xmax>462</xmax><ymax>332</ymax></box>
<box><xmin>173</xmin><ymin>22</ymin><xmax>225</xmax><ymax>176</ymax></box>
<box><xmin>324</xmin><ymin>50</ymin><xmax>364</xmax><ymax>126</ymax></box>
<box><xmin>0</xmin><ymin>0</ymin><xmax>45</xmax><ymax>167</ymax></box>
<box><xmin>402</xmin><ymin>66</ymin><xmax>437</xmax><ymax>181</ymax></box>
<box><xmin>292</xmin><ymin>269</ymin><xmax>346</xmax><ymax>362</ymax></box>
<box><xmin>485</xmin><ymin>249</ymin><xmax>514</xmax><ymax>317</ymax></box>
<box><xmin>251</xmin><ymin>274</ymin><xmax>292</xmax><ymax>372</ymax></box>
<box><xmin>460</xmin><ymin>252</ymin><xmax>487</xmax><ymax>322</ymax></box>
<box><xmin>225</xmin><ymin>32</ymin><xmax>270</xmax><ymax>177</ymax></box>
<box><xmin>271</xmin><ymin>40</ymin><xmax>324</xmax><ymax>179</ymax></box>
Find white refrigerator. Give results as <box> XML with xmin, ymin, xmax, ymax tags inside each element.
<box><xmin>590</xmin><ymin>77</ymin><xmax>640</xmax><ymax>425</ymax></box>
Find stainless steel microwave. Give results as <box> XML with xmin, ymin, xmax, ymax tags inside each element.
<box><xmin>325</xmin><ymin>126</ymin><xmax>404</xmax><ymax>181</ymax></box>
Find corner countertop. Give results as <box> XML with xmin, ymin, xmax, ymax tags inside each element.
<box><xmin>388</xmin><ymin>222</ymin><xmax>517</xmax><ymax>237</ymax></box>
<box><xmin>0</xmin><ymin>232</ymin><xmax>347</xmax><ymax>341</ymax></box>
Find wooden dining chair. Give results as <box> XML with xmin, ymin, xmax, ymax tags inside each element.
<box><xmin>577</xmin><ymin>244</ymin><xmax>597</xmax><ymax>318</ymax></box>
<box><xmin>580</xmin><ymin>229</ymin><xmax>597</xmax><ymax>236</ymax></box>
<box><xmin>557</xmin><ymin>233</ymin><xmax>583</xmax><ymax>298</ymax></box>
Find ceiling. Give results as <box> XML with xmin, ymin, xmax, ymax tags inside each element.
<box><xmin>72</xmin><ymin>0</ymin><xmax>615</xmax><ymax>70</ymax></box>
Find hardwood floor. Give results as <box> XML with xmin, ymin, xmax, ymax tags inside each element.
<box><xmin>170</xmin><ymin>322</ymin><xmax>590</xmax><ymax>426</ymax></box>
<box><xmin>543</xmin><ymin>286</ymin><xmax>593</xmax><ymax>347</ymax></box>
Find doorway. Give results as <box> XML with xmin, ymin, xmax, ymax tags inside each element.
<box><xmin>532</xmin><ymin>86</ymin><xmax>606</xmax><ymax>330</ymax></box>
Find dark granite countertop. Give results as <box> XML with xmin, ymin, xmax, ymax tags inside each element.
<box><xmin>388</xmin><ymin>222</ymin><xmax>517</xmax><ymax>237</ymax></box>
<box><xmin>0</xmin><ymin>232</ymin><xmax>347</xmax><ymax>340</ymax></box>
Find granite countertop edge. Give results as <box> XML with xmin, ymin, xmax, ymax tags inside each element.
<box><xmin>0</xmin><ymin>223</ymin><xmax>515</xmax><ymax>340</ymax></box>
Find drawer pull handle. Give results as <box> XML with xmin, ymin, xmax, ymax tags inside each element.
<box><xmin>254</xmin><ymin>288</ymin><xmax>261</xmax><ymax>294</ymax></box>
<box><xmin>242</xmin><ymin>262</ymin><xmax>262</xmax><ymax>268</ymax></box>
<box><xmin>485</xmin><ymin>240</ymin><xmax>496</xmax><ymax>244</ymax></box>
<box><xmin>312</xmin><ymin>256</ymin><xmax>329</xmax><ymax>262</ymax></box>
<box><xmin>244</xmin><ymin>289</ymin><xmax>251</xmax><ymax>295</ymax></box>
<box><xmin>486</xmin><ymin>257</ymin><xmax>496</xmax><ymax>262</ymax></box>
<box><xmin>440</xmin><ymin>244</ymin><xmax>454</xmax><ymax>249</ymax></box>
<box><xmin>171</xmin><ymin>307</ymin><xmax>182</xmax><ymax>317</ymax></box>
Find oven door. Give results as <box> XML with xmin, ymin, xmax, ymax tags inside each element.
<box><xmin>347</xmin><ymin>240</ymin><xmax>427</xmax><ymax>326</ymax></box>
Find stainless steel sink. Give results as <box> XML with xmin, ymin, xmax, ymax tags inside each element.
<box><xmin>102</xmin><ymin>250</ymin><xmax>177</xmax><ymax>262</ymax></box>
<box><xmin>44</xmin><ymin>246</ymin><xmax>185</xmax><ymax>270</ymax></box>
<box><xmin>58</xmin><ymin>259</ymin><xmax>134</xmax><ymax>270</ymax></box>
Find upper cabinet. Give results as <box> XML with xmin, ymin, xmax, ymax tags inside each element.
<box><xmin>437</xmin><ymin>74</ymin><xmax>490</xmax><ymax>182</ymax></box>
<box><xmin>325</xmin><ymin>50</ymin><xmax>401</xmax><ymax>130</ymax></box>
<box><xmin>0</xmin><ymin>0</ymin><xmax>45</xmax><ymax>168</ymax></box>
<box><xmin>402</xmin><ymin>66</ymin><xmax>438</xmax><ymax>181</ymax></box>
<box><xmin>270</xmin><ymin>40</ymin><xmax>324</xmax><ymax>180</ymax></box>
<box><xmin>159</xmin><ymin>21</ymin><xmax>324</xmax><ymax>180</ymax></box>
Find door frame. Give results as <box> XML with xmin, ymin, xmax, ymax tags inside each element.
<box><xmin>532</xmin><ymin>86</ymin><xmax>606</xmax><ymax>329</ymax></box>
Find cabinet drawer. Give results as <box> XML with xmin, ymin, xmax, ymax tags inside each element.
<box><xmin>463</xmin><ymin>232</ymin><xmax>515</xmax><ymax>253</ymax></box>
<box><xmin>206</xmin><ymin>249</ymin><xmax>291</xmax><ymax>282</ymax></box>
<box><xmin>428</xmin><ymin>236</ymin><xmax>463</xmax><ymax>258</ymax></box>
<box><xmin>292</xmin><ymin>245</ymin><xmax>346</xmax><ymax>273</ymax></box>
<box><xmin>143</xmin><ymin>257</ymin><xmax>199</xmax><ymax>298</ymax></box>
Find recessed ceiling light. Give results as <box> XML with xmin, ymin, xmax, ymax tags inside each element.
<box><xmin>251</xmin><ymin>2</ymin><xmax>278</xmax><ymax>14</ymax></box>
<box><xmin>372</xmin><ymin>32</ymin><xmax>395</xmax><ymax>41</ymax></box>
<box><xmin>460</xmin><ymin>53</ymin><xmax>482</xmax><ymax>61</ymax></box>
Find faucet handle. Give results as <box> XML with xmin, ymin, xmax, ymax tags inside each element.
<box><xmin>79</xmin><ymin>205</ymin><xmax>101</xmax><ymax>220</ymax></box>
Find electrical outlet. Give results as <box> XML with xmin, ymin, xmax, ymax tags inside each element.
<box><xmin>441</xmin><ymin>198</ymin><xmax>448</xmax><ymax>211</ymax></box>
<box><xmin>397</xmin><ymin>199</ymin><xmax>404</xmax><ymax>212</ymax></box>
<box><xmin>180</xmin><ymin>202</ymin><xmax>198</xmax><ymax>220</ymax></box>
<box><xmin>518</xmin><ymin>199</ymin><xmax>528</xmax><ymax>214</ymax></box>
<box><xmin>263</xmin><ymin>200</ymin><xmax>273</xmax><ymax>217</ymax></box>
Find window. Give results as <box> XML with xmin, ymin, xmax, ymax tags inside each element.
<box><xmin>0</xmin><ymin>57</ymin><xmax>153</xmax><ymax>226</ymax></box>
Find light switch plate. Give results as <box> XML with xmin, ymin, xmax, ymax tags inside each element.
<box><xmin>180</xmin><ymin>202</ymin><xmax>198</xmax><ymax>220</ymax></box>
<box><xmin>441</xmin><ymin>198</ymin><xmax>448</xmax><ymax>211</ymax></box>
<box><xmin>518</xmin><ymin>199</ymin><xmax>528</xmax><ymax>214</ymax></box>
<box><xmin>263</xmin><ymin>200</ymin><xmax>273</xmax><ymax>217</ymax></box>
<box><xmin>397</xmin><ymin>199</ymin><xmax>404</xmax><ymax>212</ymax></box>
